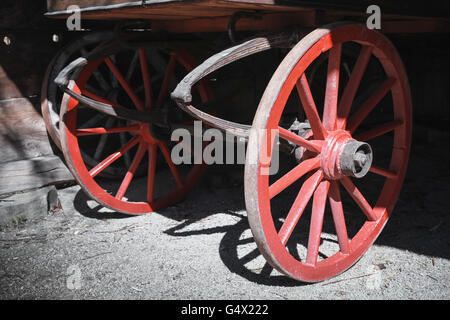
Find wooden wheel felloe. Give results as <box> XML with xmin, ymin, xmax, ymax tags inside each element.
<box><xmin>59</xmin><ymin>47</ymin><xmax>211</xmax><ymax>214</ymax></box>
<box><xmin>245</xmin><ymin>23</ymin><xmax>412</xmax><ymax>282</ymax></box>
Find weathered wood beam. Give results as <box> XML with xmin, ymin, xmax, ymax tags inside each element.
<box><xmin>0</xmin><ymin>185</ymin><xmax>62</xmax><ymax>227</ymax></box>
<box><xmin>0</xmin><ymin>155</ymin><xmax>74</xmax><ymax>197</ymax></box>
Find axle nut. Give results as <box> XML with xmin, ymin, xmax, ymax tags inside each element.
<box><xmin>339</xmin><ymin>140</ymin><xmax>373</xmax><ymax>178</ymax></box>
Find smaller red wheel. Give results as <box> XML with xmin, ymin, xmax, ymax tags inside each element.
<box><xmin>41</xmin><ymin>32</ymin><xmax>152</xmax><ymax>178</ymax></box>
<box><xmin>60</xmin><ymin>48</ymin><xmax>212</xmax><ymax>214</ymax></box>
<box><xmin>245</xmin><ymin>23</ymin><xmax>412</xmax><ymax>282</ymax></box>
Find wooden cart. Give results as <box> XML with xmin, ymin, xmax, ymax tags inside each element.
<box><xmin>43</xmin><ymin>0</ymin><xmax>450</xmax><ymax>282</ymax></box>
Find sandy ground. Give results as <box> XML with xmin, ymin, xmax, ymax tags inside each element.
<box><xmin>0</xmin><ymin>131</ymin><xmax>449</xmax><ymax>300</ymax></box>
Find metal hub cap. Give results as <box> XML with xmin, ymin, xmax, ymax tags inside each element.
<box><xmin>320</xmin><ymin>130</ymin><xmax>373</xmax><ymax>180</ymax></box>
<box><xmin>339</xmin><ymin>140</ymin><xmax>373</xmax><ymax>178</ymax></box>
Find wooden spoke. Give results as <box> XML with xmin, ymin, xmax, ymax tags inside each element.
<box><xmin>353</xmin><ymin>119</ymin><xmax>404</xmax><ymax>141</ymax></box>
<box><xmin>147</xmin><ymin>143</ymin><xmax>157</xmax><ymax>203</ymax></box>
<box><xmin>75</xmin><ymin>125</ymin><xmax>140</xmax><ymax>136</ymax></box>
<box><xmin>94</xmin><ymin>117</ymin><xmax>115</xmax><ymax>161</ymax></box>
<box><xmin>337</xmin><ymin>45</ymin><xmax>374</xmax><ymax>129</ymax></box>
<box><xmin>322</xmin><ymin>44</ymin><xmax>342</xmax><ymax>131</ymax></box>
<box><xmin>296</xmin><ymin>74</ymin><xmax>328</xmax><ymax>140</ymax></box>
<box><xmin>89</xmin><ymin>135</ymin><xmax>141</xmax><ymax>178</ymax></box>
<box><xmin>119</xmin><ymin>129</ymin><xmax>131</xmax><ymax>168</ymax></box>
<box><xmin>278</xmin><ymin>170</ymin><xmax>323</xmax><ymax>246</ymax></box>
<box><xmin>80</xmin><ymin>48</ymin><xmax>110</xmax><ymax>92</ymax></box>
<box><xmin>78</xmin><ymin>114</ymin><xmax>106</xmax><ymax>130</ymax></box>
<box><xmin>125</xmin><ymin>51</ymin><xmax>139</xmax><ymax>82</ymax></box>
<box><xmin>82</xmin><ymin>89</ymin><xmax>125</xmax><ymax>108</ymax></box>
<box><xmin>108</xmin><ymin>55</ymin><xmax>119</xmax><ymax>88</ymax></box>
<box><xmin>269</xmin><ymin>157</ymin><xmax>321</xmax><ymax>199</ymax></box>
<box><xmin>328</xmin><ymin>181</ymin><xmax>350</xmax><ymax>254</ymax></box>
<box><xmin>369</xmin><ymin>166</ymin><xmax>398</xmax><ymax>179</ymax></box>
<box><xmin>115</xmin><ymin>142</ymin><xmax>147</xmax><ymax>200</ymax></box>
<box><xmin>346</xmin><ymin>77</ymin><xmax>396</xmax><ymax>133</ymax></box>
<box><xmin>158</xmin><ymin>141</ymin><xmax>183</xmax><ymax>187</ymax></box>
<box><xmin>278</xmin><ymin>127</ymin><xmax>323</xmax><ymax>153</ymax></box>
<box><xmin>104</xmin><ymin>56</ymin><xmax>145</xmax><ymax>110</ymax></box>
<box><xmin>340</xmin><ymin>176</ymin><xmax>379</xmax><ymax>221</ymax></box>
<box><xmin>156</xmin><ymin>54</ymin><xmax>176</xmax><ymax>108</ymax></box>
<box><xmin>306</xmin><ymin>180</ymin><xmax>330</xmax><ymax>265</ymax></box>
<box><xmin>139</xmin><ymin>48</ymin><xmax>154</xmax><ymax>110</ymax></box>
<box><xmin>83</xmin><ymin>84</ymin><xmax>107</xmax><ymax>99</ymax></box>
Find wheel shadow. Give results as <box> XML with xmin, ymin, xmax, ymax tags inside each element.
<box><xmin>155</xmin><ymin>166</ymin><xmax>309</xmax><ymax>287</ymax></box>
<box><xmin>161</xmin><ymin>139</ymin><xmax>450</xmax><ymax>284</ymax></box>
<box><xmin>69</xmin><ymin>138</ymin><xmax>450</xmax><ymax>286</ymax></box>
<box><xmin>70</xmin><ymin>166</ymin><xmax>306</xmax><ymax>286</ymax></box>
<box><xmin>217</xmin><ymin>218</ymin><xmax>308</xmax><ymax>287</ymax></box>
<box><xmin>162</xmin><ymin>203</ymin><xmax>306</xmax><ymax>287</ymax></box>
<box><xmin>73</xmin><ymin>189</ymin><xmax>130</xmax><ymax>220</ymax></box>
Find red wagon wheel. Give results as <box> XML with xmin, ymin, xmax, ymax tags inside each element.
<box><xmin>60</xmin><ymin>48</ymin><xmax>212</xmax><ymax>214</ymax></box>
<box><xmin>41</xmin><ymin>32</ymin><xmax>148</xmax><ymax>177</ymax></box>
<box><xmin>245</xmin><ymin>23</ymin><xmax>412</xmax><ymax>282</ymax></box>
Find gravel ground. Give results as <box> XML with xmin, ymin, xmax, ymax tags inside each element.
<box><xmin>0</xmin><ymin>131</ymin><xmax>449</xmax><ymax>300</ymax></box>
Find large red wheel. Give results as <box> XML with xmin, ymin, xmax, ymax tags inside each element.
<box><xmin>245</xmin><ymin>23</ymin><xmax>412</xmax><ymax>282</ymax></box>
<box><xmin>60</xmin><ymin>48</ymin><xmax>212</xmax><ymax>214</ymax></box>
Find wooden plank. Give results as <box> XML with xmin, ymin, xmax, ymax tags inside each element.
<box><xmin>46</xmin><ymin>0</ymin><xmax>305</xmax><ymax>20</ymax></box>
<box><xmin>0</xmin><ymin>97</ymin><xmax>54</xmax><ymax>163</ymax></box>
<box><xmin>44</xmin><ymin>0</ymin><xmax>315</xmax><ymax>32</ymax></box>
<box><xmin>46</xmin><ymin>0</ymin><xmax>297</xmax><ymax>14</ymax></box>
<box><xmin>0</xmin><ymin>155</ymin><xmax>74</xmax><ymax>197</ymax></box>
<box><xmin>151</xmin><ymin>11</ymin><xmax>315</xmax><ymax>33</ymax></box>
<box><xmin>0</xmin><ymin>185</ymin><xmax>61</xmax><ymax>227</ymax></box>
<box><xmin>382</xmin><ymin>20</ymin><xmax>450</xmax><ymax>34</ymax></box>
<box><xmin>46</xmin><ymin>0</ymin><xmax>143</xmax><ymax>12</ymax></box>
<box><xmin>44</xmin><ymin>0</ymin><xmax>450</xmax><ymax>34</ymax></box>
<box><xmin>45</xmin><ymin>0</ymin><xmax>450</xmax><ymax>20</ymax></box>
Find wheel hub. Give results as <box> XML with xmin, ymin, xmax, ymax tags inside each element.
<box><xmin>138</xmin><ymin>123</ymin><xmax>159</xmax><ymax>144</ymax></box>
<box><xmin>320</xmin><ymin>130</ymin><xmax>373</xmax><ymax>180</ymax></box>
